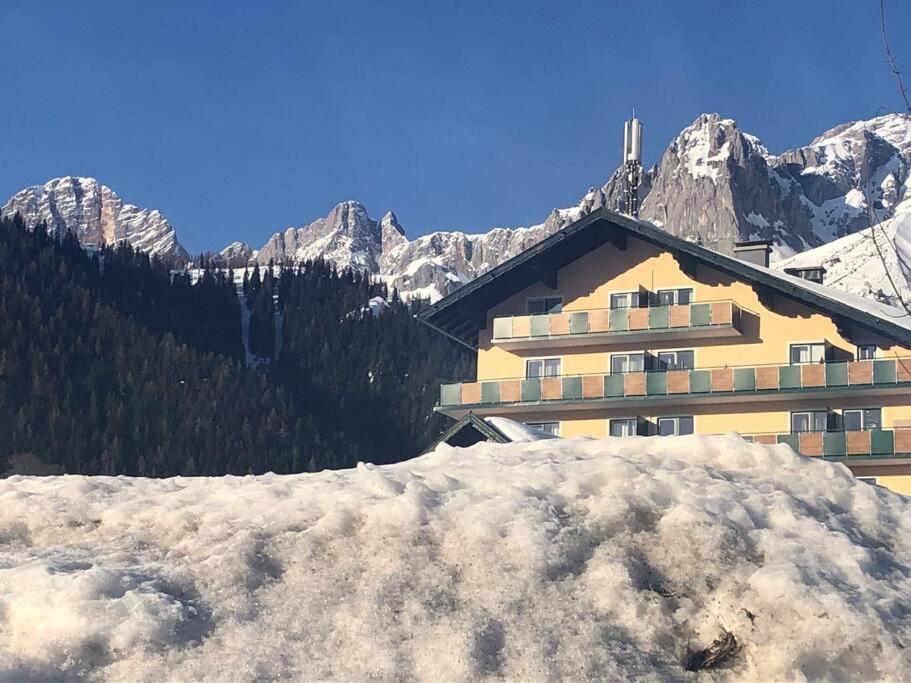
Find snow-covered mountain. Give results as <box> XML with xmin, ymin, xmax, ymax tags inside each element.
<box><xmin>2</xmin><ymin>177</ymin><xmax>189</xmax><ymax>264</ymax></box>
<box><xmin>5</xmin><ymin>113</ymin><xmax>910</xmax><ymax>302</ymax></box>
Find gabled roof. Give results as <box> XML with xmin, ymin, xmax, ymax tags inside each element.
<box><xmin>417</xmin><ymin>208</ymin><xmax>911</xmax><ymax>349</ymax></box>
<box><xmin>422</xmin><ymin>412</ymin><xmax>511</xmax><ymax>454</ymax></box>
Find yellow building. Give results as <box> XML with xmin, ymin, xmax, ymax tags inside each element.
<box><xmin>418</xmin><ymin>209</ymin><xmax>911</xmax><ymax>495</ymax></box>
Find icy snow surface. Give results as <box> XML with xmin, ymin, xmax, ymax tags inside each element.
<box><xmin>1</xmin><ymin>435</ymin><xmax>910</xmax><ymax>681</ymax></box>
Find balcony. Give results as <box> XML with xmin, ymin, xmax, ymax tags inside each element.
<box><xmin>490</xmin><ymin>300</ymin><xmax>744</xmax><ymax>349</ymax></box>
<box><xmin>437</xmin><ymin>357</ymin><xmax>911</xmax><ymax>416</ymax></box>
<box><xmin>745</xmin><ymin>429</ymin><xmax>911</xmax><ymax>461</ymax></box>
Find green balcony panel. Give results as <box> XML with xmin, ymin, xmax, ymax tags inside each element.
<box><xmin>824</xmin><ymin>432</ymin><xmax>847</xmax><ymax>457</ymax></box>
<box><xmin>604</xmin><ymin>374</ymin><xmax>625</xmax><ymax>397</ymax></box>
<box><xmin>690</xmin><ymin>303</ymin><xmax>711</xmax><ymax>327</ymax></box>
<box><xmin>733</xmin><ymin>367</ymin><xmax>756</xmax><ymax>391</ymax></box>
<box><xmin>609</xmin><ymin>308</ymin><xmax>629</xmax><ymax>332</ymax></box>
<box><xmin>562</xmin><ymin>376</ymin><xmax>583</xmax><ymax>400</ymax></box>
<box><xmin>777</xmin><ymin>434</ymin><xmax>800</xmax><ymax>453</ymax></box>
<box><xmin>521</xmin><ymin>378</ymin><xmax>541</xmax><ymax>402</ymax></box>
<box><xmin>871</xmin><ymin>429</ymin><xmax>895</xmax><ymax>456</ymax></box>
<box><xmin>779</xmin><ymin>365</ymin><xmax>801</xmax><ymax>389</ymax></box>
<box><xmin>649</xmin><ymin>306</ymin><xmax>669</xmax><ymax>329</ymax></box>
<box><xmin>480</xmin><ymin>381</ymin><xmax>500</xmax><ymax>404</ymax></box>
<box><xmin>646</xmin><ymin>372</ymin><xmax>667</xmax><ymax>395</ymax></box>
<box><xmin>570</xmin><ymin>312</ymin><xmax>589</xmax><ymax>335</ymax></box>
<box><xmin>530</xmin><ymin>315</ymin><xmax>549</xmax><ymax>337</ymax></box>
<box><xmin>492</xmin><ymin>317</ymin><xmax>512</xmax><ymax>339</ymax></box>
<box><xmin>690</xmin><ymin>370</ymin><xmax>711</xmax><ymax>394</ymax></box>
<box><xmin>825</xmin><ymin>361</ymin><xmax>848</xmax><ymax>387</ymax></box>
<box><xmin>873</xmin><ymin>359</ymin><xmax>897</xmax><ymax>384</ymax></box>
<box><xmin>440</xmin><ymin>383</ymin><xmax>462</xmax><ymax>406</ymax></box>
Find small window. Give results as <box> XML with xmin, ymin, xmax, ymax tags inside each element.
<box><xmin>656</xmin><ymin>288</ymin><xmax>693</xmax><ymax>306</ymax></box>
<box><xmin>527</xmin><ymin>297</ymin><xmax>563</xmax><ymax>315</ymax></box>
<box><xmin>526</xmin><ymin>358</ymin><xmax>561</xmax><ymax>378</ymax></box>
<box><xmin>610</xmin><ymin>352</ymin><xmax>646</xmax><ymax>374</ymax></box>
<box><xmin>656</xmin><ymin>350</ymin><xmax>695</xmax><ymax>371</ymax></box>
<box><xmin>657</xmin><ymin>416</ymin><xmax>694</xmax><ymax>436</ymax></box>
<box><xmin>790</xmin><ymin>343</ymin><xmax>826</xmax><ymax>365</ymax></box>
<box><xmin>857</xmin><ymin>477</ymin><xmax>879</xmax><ymax>486</ymax></box>
<box><xmin>526</xmin><ymin>421</ymin><xmax>559</xmax><ymax>436</ymax></box>
<box><xmin>610</xmin><ymin>292</ymin><xmax>646</xmax><ymax>309</ymax></box>
<box><xmin>843</xmin><ymin>408</ymin><xmax>881</xmax><ymax>431</ymax></box>
<box><xmin>857</xmin><ymin>345</ymin><xmax>877</xmax><ymax>360</ymax></box>
<box><xmin>791</xmin><ymin>411</ymin><xmax>828</xmax><ymax>433</ymax></box>
<box><xmin>609</xmin><ymin>418</ymin><xmax>639</xmax><ymax>437</ymax></box>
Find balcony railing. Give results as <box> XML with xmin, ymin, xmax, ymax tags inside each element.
<box><xmin>491</xmin><ymin>300</ymin><xmax>743</xmax><ymax>346</ymax></box>
<box><xmin>744</xmin><ymin>429</ymin><xmax>911</xmax><ymax>460</ymax></box>
<box><xmin>438</xmin><ymin>357</ymin><xmax>911</xmax><ymax>409</ymax></box>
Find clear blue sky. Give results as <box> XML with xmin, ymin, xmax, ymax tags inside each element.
<box><xmin>1</xmin><ymin>1</ymin><xmax>909</xmax><ymax>253</ymax></box>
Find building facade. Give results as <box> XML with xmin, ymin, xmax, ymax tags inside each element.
<box><xmin>419</xmin><ymin>210</ymin><xmax>911</xmax><ymax>495</ymax></box>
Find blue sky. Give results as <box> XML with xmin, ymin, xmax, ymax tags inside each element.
<box><xmin>1</xmin><ymin>1</ymin><xmax>909</xmax><ymax>252</ymax></box>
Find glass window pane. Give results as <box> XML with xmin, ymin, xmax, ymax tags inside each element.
<box><xmin>657</xmin><ymin>290</ymin><xmax>675</xmax><ymax>306</ymax></box>
<box><xmin>863</xmin><ymin>409</ymin><xmax>882</xmax><ymax>430</ymax></box>
<box><xmin>678</xmin><ymin>289</ymin><xmax>693</xmax><ymax>305</ymax></box>
<box><xmin>791</xmin><ymin>345</ymin><xmax>808</xmax><ymax>365</ymax></box>
<box><xmin>843</xmin><ymin>410</ymin><xmax>862</xmax><ymax>431</ymax></box>
<box><xmin>677</xmin><ymin>351</ymin><xmax>695</xmax><ymax>370</ymax></box>
<box><xmin>526</xmin><ymin>360</ymin><xmax>543</xmax><ymax>378</ymax></box>
<box><xmin>810</xmin><ymin>344</ymin><xmax>825</xmax><ymax>363</ymax></box>
<box><xmin>629</xmin><ymin>353</ymin><xmax>646</xmax><ymax>372</ymax></box>
<box><xmin>858</xmin><ymin>345</ymin><xmax>876</xmax><ymax>360</ymax></box>
<box><xmin>527</xmin><ymin>299</ymin><xmax>545</xmax><ymax>314</ymax></box>
<box><xmin>545</xmin><ymin>297</ymin><xmax>563</xmax><ymax>313</ymax></box>
<box><xmin>527</xmin><ymin>422</ymin><xmax>559</xmax><ymax>436</ymax></box>
<box><xmin>658</xmin><ymin>418</ymin><xmax>676</xmax><ymax>436</ymax></box>
<box><xmin>543</xmin><ymin>359</ymin><xmax>561</xmax><ymax>377</ymax></box>
<box><xmin>610</xmin><ymin>293</ymin><xmax>629</xmax><ymax>309</ymax></box>
<box><xmin>609</xmin><ymin>419</ymin><xmax>636</xmax><ymax>437</ymax></box>
<box><xmin>791</xmin><ymin>413</ymin><xmax>810</xmax><ymax>433</ymax></box>
<box><xmin>611</xmin><ymin>356</ymin><xmax>628</xmax><ymax>374</ymax></box>
<box><xmin>657</xmin><ymin>352</ymin><xmax>674</xmax><ymax>371</ymax></box>
<box><xmin>812</xmin><ymin>411</ymin><xmax>828</xmax><ymax>432</ymax></box>
<box><xmin>678</xmin><ymin>416</ymin><xmax>694</xmax><ymax>435</ymax></box>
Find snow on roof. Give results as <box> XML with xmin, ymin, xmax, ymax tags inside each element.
<box><xmin>484</xmin><ymin>416</ymin><xmax>560</xmax><ymax>442</ymax></box>
<box><xmin>1</xmin><ymin>435</ymin><xmax>910</xmax><ymax>679</ymax></box>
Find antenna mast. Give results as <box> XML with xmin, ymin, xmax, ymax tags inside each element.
<box><xmin>621</xmin><ymin>112</ymin><xmax>643</xmax><ymax>217</ymax></box>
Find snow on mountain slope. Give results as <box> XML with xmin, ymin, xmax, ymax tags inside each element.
<box><xmin>2</xmin><ymin>177</ymin><xmax>189</xmax><ymax>264</ymax></box>
<box><xmin>1</xmin><ymin>435</ymin><xmax>910</xmax><ymax>681</ymax></box>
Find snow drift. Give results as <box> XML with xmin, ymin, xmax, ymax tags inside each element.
<box><xmin>1</xmin><ymin>435</ymin><xmax>910</xmax><ymax>681</ymax></box>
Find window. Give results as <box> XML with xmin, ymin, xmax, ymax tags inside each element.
<box><xmin>656</xmin><ymin>288</ymin><xmax>693</xmax><ymax>306</ymax></box>
<box><xmin>857</xmin><ymin>345</ymin><xmax>877</xmax><ymax>360</ymax></box>
<box><xmin>790</xmin><ymin>343</ymin><xmax>826</xmax><ymax>365</ymax></box>
<box><xmin>610</xmin><ymin>352</ymin><xmax>646</xmax><ymax>374</ymax></box>
<box><xmin>656</xmin><ymin>350</ymin><xmax>695</xmax><ymax>371</ymax></box>
<box><xmin>857</xmin><ymin>477</ymin><xmax>879</xmax><ymax>486</ymax></box>
<box><xmin>526</xmin><ymin>421</ymin><xmax>559</xmax><ymax>436</ymax></box>
<box><xmin>526</xmin><ymin>358</ymin><xmax>561</xmax><ymax>378</ymax></box>
<box><xmin>527</xmin><ymin>297</ymin><xmax>563</xmax><ymax>314</ymax></box>
<box><xmin>657</xmin><ymin>416</ymin><xmax>694</xmax><ymax>436</ymax></box>
<box><xmin>609</xmin><ymin>418</ymin><xmax>639</xmax><ymax>437</ymax></box>
<box><xmin>610</xmin><ymin>292</ymin><xmax>645</xmax><ymax>309</ymax></box>
<box><xmin>791</xmin><ymin>411</ymin><xmax>828</xmax><ymax>433</ymax></box>
<box><xmin>842</xmin><ymin>408</ymin><xmax>881</xmax><ymax>431</ymax></box>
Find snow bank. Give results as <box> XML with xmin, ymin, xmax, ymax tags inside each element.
<box><xmin>1</xmin><ymin>435</ymin><xmax>910</xmax><ymax>681</ymax></box>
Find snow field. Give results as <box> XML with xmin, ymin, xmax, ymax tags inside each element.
<box><xmin>1</xmin><ymin>434</ymin><xmax>910</xmax><ymax>681</ymax></box>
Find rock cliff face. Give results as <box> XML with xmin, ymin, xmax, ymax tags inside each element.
<box><xmin>2</xmin><ymin>177</ymin><xmax>188</xmax><ymax>264</ymax></box>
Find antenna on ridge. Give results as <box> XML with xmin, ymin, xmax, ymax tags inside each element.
<box><xmin>621</xmin><ymin>112</ymin><xmax>643</xmax><ymax>218</ymax></box>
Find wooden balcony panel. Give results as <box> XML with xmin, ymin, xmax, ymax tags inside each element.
<box><xmin>711</xmin><ymin>368</ymin><xmax>733</xmax><ymax>392</ymax></box>
<box><xmin>895</xmin><ymin>428</ymin><xmax>911</xmax><ymax>454</ymax></box>
<box><xmin>667</xmin><ymin>370</ymin><xmax>690</xmax><ymax>394</ymax></box>
<box><xmin>800</xmin><ymin>364</ymin><xmax>825</xmax><ymax>388</ymax></box>
<box><xmin>549</xmin><ymin>313</ymin><xmax>570</xmax><ymax>336</ymax></box>
<box><xmin>461</xmin><ymin>382</ymin><xmax>481</xmax><ymax>405</ymax></box>
<box><xmin>499</xmin><ymin>380</ymin><xmax>521</xmax><ymax>403</ymax></box>
<box><xmin>755</xmin><ymin>366</ymin><xmax>779</xmax><ymax>390</ymax></box>
<box><xmin>799</xmin><ymin>432</ymin><xmax>824</xmax><ymax>457</ymax></box>
<box><xmin>628</xmin><ymin>308</ymin><xmax>649</xmax><ymax>331</ymax></box>
<box><xmin>846</xmin><ymin>430</ymin><xmax>871</xmax><ymax>456</ymax></box>
<box><xmin>582</xmin><ymin>375</ymin><xmax>604</xmax><ymax>399</ymax></box>
<box><xmin>511</xmin><ymin>316</ymin><xmax>531</xmax><ymax>339</ymax></box>
<box><xmin>588</xmin><ymin>309</ymin><xmax>611</xmax><ymax>333</ymax></box>
<box><xmin>897</xmin><ymin>358</ymin><xmax>911</xmax><ymax>383</ymax></box>
<box><xmin>541</xmin><ymin>377</ymin><xmax>562</xmax><ymax>400</ymax></box>
<box><xmin>668</xmin><ymin>305</ymin><xmax>690</xmax><ymax>328</ymax></box>
<box><xmin>710</xmin><ymin>302</ymin><xmax>732</xmax><ymax>325</ymax></box>
<box><xmin>848</xmin><ymin>360</ymin><xmax>873</xmax><ymax>385</ymax></box>
<box><xmin>624</xmin><ymin>372</ymin><xmax>646</xmax><ymax>396</ymax></box>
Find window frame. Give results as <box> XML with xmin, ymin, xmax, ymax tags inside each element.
<box><xmin>525</xmin><ymin>357</ymin><xmax>562</xmax><ymax>379</ymax></box>
<box><xmin>656</xmin><ymin>415</ymin><xmax>695</xmax><ymax>436</ymax></box>
<box><xmin>609</xmin><ymin>291</ymin><xmax>646</xmax><ymax>309</ymax></box>
<box><xmin>789</xmin><ymin>342</ymin><xmax>826</xmax><ymax>365</ymax></box>
<box><xmin>655</xmin><ymin>287</ymin><xmax>694</xmax><ymax>306</ymax></box>
<box><xmin>525</xmin><ymin>421</ymin><xmax>560</xmax><ymax>436</ymax></box>
<box><xmin>610</xmin><ymin>352</ymin><xmax>647</xmax><ymax>374</ymax></box>
<box><xmin>842</xmin><ymin>407</ymin><xmax>882</xmax><ymax>431</ymax></box>
<box><xmin>655</xmin><ymin>348</ymin><xmax>696</xmax><ymax>371</ymax></box>
<box><xmin>608</xmin><ymin>417</ymin><xmax>640</xmax><ymax>437</ymax></box>
<box><xmin>856</xmin><ymin>345</ymin><xmax>877</xmax><ymax>360</ymax></box>
<box><xmin>790</xmin><ymin>410</ymin><xmax>829</xmax><ymax>433</ymax></box>
<box><xmin>526</xmin><ymin>296</ymin><xmax>564</xmax><ymax>315</ymax></box>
